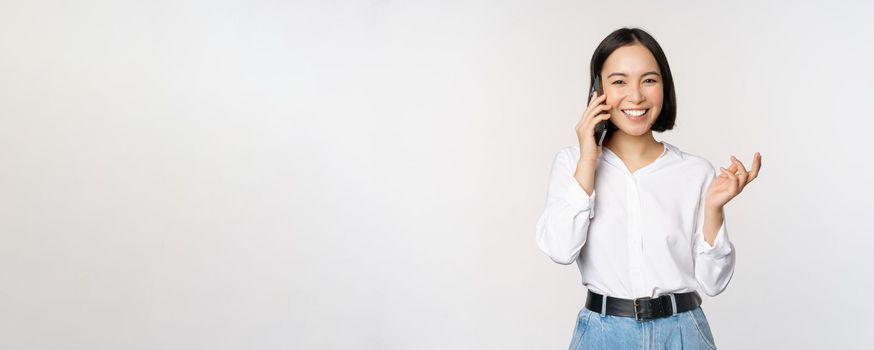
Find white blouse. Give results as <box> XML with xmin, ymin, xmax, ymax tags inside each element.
<box><xmin>535</xmin><ymin>141</ymin><xmax>735</xmax><ymax>298</ymax></box>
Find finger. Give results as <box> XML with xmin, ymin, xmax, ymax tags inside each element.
<box><xmin>584</xmin><ymin>94</ymin><xmax>609</xmax><ymax>114</ymax></box>
<box><xmin>720</xmin><ymin>167</ymin><xmax>740</xmax><ymax>195</ymax></box>
<box><xmin>585</xmin><ymin>104</ymin><xmax>612</xmax><ymax>124</ymax></box>
<box><xmin>586</xmin><ymin>111</ymin><xmax>612</xmax><ymax>132</ymax></box>
<box><xmin>589</xmin><ymin>90</ymin><xmax>607</xmax><ymax>104</ymax></box>
<box><xmin>594</xmin><ymin>103</ymin><xmax>612</xmax><ymax>115</ymax></box>
<box><xmin>578</xmin><ymin>99</ymin><xmax>610</xmax><ymax>127</ymax></box>
<box><xmin>577</xmin><ymin>107</ymin><xmax>611</xmax><ymax>138</ymax></box>
<box><xmin>716</xmin><ymin>163</ymin><xmax>737</xmax><ymax>182</ymax></box>
<box><xmin>730</xmin><ymin>155</ymin><xmax>750</xmax><ymax>188</ymax></box>
<box><xmin>747</xmin><ymin>152</ymin><xmax>762</xmax><ymax>181</ymax></box>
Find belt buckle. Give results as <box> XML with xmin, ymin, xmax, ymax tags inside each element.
<box><xmin>633</xmin><ymin>296</ymin><xmax>652</xmax><ymax>321</ymax></box>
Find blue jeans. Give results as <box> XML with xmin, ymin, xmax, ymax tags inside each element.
<box><xmin>568</xmin><ymin>306</ymin><xmax>718</xmax><ymax>350</ymax></box>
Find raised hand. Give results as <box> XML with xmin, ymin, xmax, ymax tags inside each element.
<box><xmin>576</xmin><ymin>91</ymin><xmax>612</xmax><ymax>161</ymax></box>
<box><xmin>705</xmin><ymin>152</ymin><xmax>763</xmax><ymax>209</ymax></box>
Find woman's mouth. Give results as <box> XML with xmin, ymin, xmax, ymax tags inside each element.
<box><xmin>622</xmin><ymin>109</ymin><xmax>648</xmax><ymax>121</ymax></box>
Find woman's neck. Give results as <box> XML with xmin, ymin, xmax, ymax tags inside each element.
<box><xmin>604</xmin><ymin>130</ymin><xmax>662</xmax><ymax>161</ymax></box>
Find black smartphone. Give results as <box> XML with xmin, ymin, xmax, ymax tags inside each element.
<box><xmin>587</xmin><ymin>75</ymin><xmax>609</xmax><ymax>146</ymax></box>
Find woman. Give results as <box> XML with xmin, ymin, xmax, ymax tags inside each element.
<box><xmin>535</xmin><ymin>27</ymin><xmax>762</xmax><ymax>350</ymax></box>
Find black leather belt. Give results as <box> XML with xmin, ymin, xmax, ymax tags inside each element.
<box><xmin>585</xmin><ymin>290</ymin><xmax>702</xmax><ymax>321</ymax></box>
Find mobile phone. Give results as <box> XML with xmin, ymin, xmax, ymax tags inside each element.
<box><xmin>587</xmin><ymin>75</ymin><xmax>609</xmax><ymax>146</ymax></box>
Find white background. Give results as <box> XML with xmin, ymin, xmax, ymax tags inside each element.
<box><xmin>2</xmin><ymin>0</ymin><xmax>873</xmax><ymax>349</ymax></box>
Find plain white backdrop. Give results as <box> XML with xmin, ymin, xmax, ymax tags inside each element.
<box><xmin>2</xmin><ymin>0</ymin><xmax>873</xmax><ymax>349</ymax></box>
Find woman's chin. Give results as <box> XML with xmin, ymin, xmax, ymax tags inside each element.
<box><xmin>614</xmin><ymin>125</ymin><xmax>652</xmax><ymax>137</ymax></box>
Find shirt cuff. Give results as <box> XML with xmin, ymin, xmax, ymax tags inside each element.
<box><xmin>563</xmin><ymin>178</ymin><xmax>596</xmax><ymax>219</ymax></box>
<box><xmin>695</xmin><ymin>220</ymin><xmax>732</xmax><ymax>258</ymax></box>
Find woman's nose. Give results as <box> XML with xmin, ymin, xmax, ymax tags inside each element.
<box><xmin>627</xmin><ymin>86</ymin><xmax>646</xmax><ymax>104</ymax></box>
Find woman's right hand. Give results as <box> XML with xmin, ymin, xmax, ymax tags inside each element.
<box><xmin>575</xmin><ymin>91</ymin><xmax>612</xmax><ymax>161</ymax></box>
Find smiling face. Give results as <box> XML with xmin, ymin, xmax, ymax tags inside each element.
<box><xmin>601</xmin><ymin>43</ymin><xmax>664</xmax><ymax>137</ymax></box>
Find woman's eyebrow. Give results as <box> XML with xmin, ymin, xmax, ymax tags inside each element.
<box><xmin>606</xmin><ymin>71</ymin><xmax>661</xmax><ymax>78</ymax></box>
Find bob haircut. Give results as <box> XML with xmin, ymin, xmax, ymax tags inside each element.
<box><xmin>590</xmin><ymin>27</ymin><xmax>677</xmax><ymax>134</ymax></box>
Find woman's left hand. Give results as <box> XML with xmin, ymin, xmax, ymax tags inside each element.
<box><xmin>706</xmin><ymin>152</ymin><xmax>763</xmax><ymax>209</ymax></box>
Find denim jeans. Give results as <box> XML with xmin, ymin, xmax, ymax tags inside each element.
<box><xmin>568</xmin><ymin>306</ymin><xmax>718</xmax><ymax>350</ymax></box>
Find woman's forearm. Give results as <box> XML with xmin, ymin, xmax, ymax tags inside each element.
<box><xmin>703</xmin><ymin>205</ymin><xmax>724</xmax><ymax>247</ymax></box>
<box><xmin>573</xmin><ymin>159</ymin><xmax>597</xmax><ymax>196</ymax></box>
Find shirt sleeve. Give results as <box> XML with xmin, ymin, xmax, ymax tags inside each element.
<box><xmin>692</xmin><ymin>163</ymin><xmax>737</xmax><ymax>296</ymax></box>
<box><xmin>535</xmin><ymin>148</ymin><xmax>596</xmax><ymax>265</ymax></box>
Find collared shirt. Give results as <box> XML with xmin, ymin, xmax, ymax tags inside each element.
<box><xmin>535</xmin><ymin>141</ymin><xmax>735</xmax><ymax>298</ymax></box>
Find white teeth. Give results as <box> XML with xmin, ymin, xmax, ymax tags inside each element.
<box><xmin>623</xmin><ymin>109</ymin><xmax>647</xmax><ymax>117</ymax></box>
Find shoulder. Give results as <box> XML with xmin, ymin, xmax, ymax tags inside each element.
<box><xmin>545</xmin><ymin>146</ymin><xmax>589</xmax><ymax>172</ymax></box>
<box><xmin>665</xmin><ymin>142</ymin><xmax>717</xmax><ymax>178</ymax></box>
<box><xmin>563</xmin><ymin>145</ymin><xmax>580</xmax><ymax>159</ymax></box>
<box><xmin>550</xmin><ymin>145</ymin><xmax>579</xmax><ymax>164</ymax></box>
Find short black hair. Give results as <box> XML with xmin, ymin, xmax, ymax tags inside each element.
<box><xmin>590</xmin><ymin>27</ymin><xmax>677</xmax><ymax>133</ymax></box>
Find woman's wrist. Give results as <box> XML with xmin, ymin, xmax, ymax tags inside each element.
<box><xmin>705</xmin><ymin>203</ymin><xmax>724</xmax><ymax>213</ymax></box>
<box><xmin>702</xmin><ymin>206</ymin><xmax>724</xmax><ymax>246</ymax></box>
<box><xmin>574</xmin><ymin>160</ymin><xmax>596</xmax><ymax>196</ymax></box>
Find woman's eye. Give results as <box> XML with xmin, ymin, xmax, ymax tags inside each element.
<box><xmin>612</xmin><ymin>79</ymin><xmax>657</xmax><ymax>85</ymax></box>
